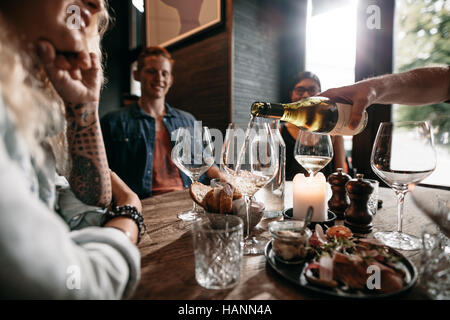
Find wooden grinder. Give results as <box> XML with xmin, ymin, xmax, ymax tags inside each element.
<box><xmin>344</xmin><ymin>174</ymin><xmax>374</xmax><ymax>234</ymax></box>
<box><xmin>327</xmin><ymin>168</ymin><xmax>351</xmax><ymax>220</ymax></box>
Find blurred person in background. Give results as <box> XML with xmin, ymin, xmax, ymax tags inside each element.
<box><xmin>101</xmin><ymin>46</ymin><xmax>222</xmax><ymax>199</ymax></box>
<box><xmin>281</xmin><ymin>71</ymin><xmax>348</xmax><ymax>180</ymax></box>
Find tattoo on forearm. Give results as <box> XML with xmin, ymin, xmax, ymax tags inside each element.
<box><xmin>66</xmin><ymin>103</ymin><xmax>111</xmax><ymax>206</ymax></box>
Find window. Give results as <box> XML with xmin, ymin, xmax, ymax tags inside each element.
<box><xmin>305</xmin><ymin>0</ymin><xmax>359</xmax><ymax>170</ymax></box>
<box><xmin>393</xmin><ymin>0</ymin><xmax>450</xmax><ymax>187</ymax></box>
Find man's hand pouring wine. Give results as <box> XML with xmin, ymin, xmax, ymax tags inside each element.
<box><xmin>319</xmin><ymin>66</ymin><xmax>450</xmax><ymax>130</ymax></box>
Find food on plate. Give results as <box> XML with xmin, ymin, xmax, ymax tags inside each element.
<box><xmin>269</xmin><ymin>221</ymin><xmax>312</xmax><ymax>262</ymax></box>
<box><xmin>272</xmin><ymin>230</ymin><xmax>311</xmax><ymax>261</ymax></box>
<box><xmin>325</xmin><ymin>225</ymin><xmax>353</xmax><ymax>239</ymax></box>
<box><xmin>304</xmin><ymin>225</ymin><xmax>407</xmax><ymax>294</ymax></box>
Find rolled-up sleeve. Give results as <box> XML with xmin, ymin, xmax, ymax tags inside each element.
<box><xmin>0</xmin><ymin>139</ymin><xmax>140</xmax><ymax>299</ymax></box>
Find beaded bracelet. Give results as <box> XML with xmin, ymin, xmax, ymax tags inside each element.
<box><xmin>102</xmin><ymin>205</ymin><xmax>146</xmax><ymax>244</ymax></box>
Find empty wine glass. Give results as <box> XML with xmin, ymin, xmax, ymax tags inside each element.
<box><xmin>294</xmin><ymin>131</ymin><xmax>333</xmax><ymax>176</ymax></box>
<box><xmin>371</xmin><ymin>121</ymin><xmax>436</xmax><ymax>250</ymax></box>
<box><xmin>172</xmin><ymin>126</ymin><xmax>215</xmax><ymax>221</ymax></box>
<box><xmin>221</xmin><ymin>119</ymin><xmax>279</xmax><ymax>255</ymax></box>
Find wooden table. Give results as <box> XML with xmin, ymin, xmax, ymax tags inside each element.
<box><xmin>131</xmin><ymin>183</ymin><xmax>442</xmax><ymax>300</ymax></box>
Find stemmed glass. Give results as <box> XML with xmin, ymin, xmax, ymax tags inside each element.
<box><xmin>221</xmin><ymin>120</ymin><xmax>279</xmax><ymax>255</ymax></box>
<box><xmin>371</xmin><ymin>121</ymin><xmax>436</xmax><ymax>250</ymax></box>
<box><xmin>172</xmin><ymin>126</ymin><xmax>215</xmax><ymax>221</ymax></box>
<box><xmin>294</xmin><ymin>131</ymin><xmax>333</xmax><ymax>176</ymax></box>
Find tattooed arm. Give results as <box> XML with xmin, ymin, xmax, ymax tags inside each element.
<box><xmin>65</xmin><ymin>103</ymin><xmax>111</xmax><ymax>206</ymax></box>
<box><xmin>37</xmin><ymin>40</ymin><xmax>111</xmax><ymax>207</ymax></box>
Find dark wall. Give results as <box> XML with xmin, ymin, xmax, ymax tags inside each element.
<box><xmin>98</xmin><ymin>0</ymin><xmax>307</xmax><ymax>132</ymax></box>
<box><xmin>232</xmin><ymin>0</ymin><xmax>308</xmax><ymax>127</ymax></box>
<box><xmin>99</xmin><ymin>0</ymin><xmax>130</xmax><ymax>117</ymax></box>
<box><xmin>232</xmin><ymin>0</ymin><xmax>281</xmax><ymax>128</ymax></box>
<box><xmin>166</xmin><ymin>18</ymin><xmax>231</xmax><ymax>134</ymax></box>
<box><xmin>352</xmin><ymin>0</ymin><xmax>394</xmax><ymax>179</ymax></box>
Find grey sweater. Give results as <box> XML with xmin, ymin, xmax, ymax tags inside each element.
<box><xmin>0</xmin><ymin>96</ymin><xmax>140</xmax><ymax>299</ymax></box>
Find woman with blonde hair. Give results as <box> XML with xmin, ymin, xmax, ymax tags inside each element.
<box><xmin>0</xmin><ymin>0</ymin><xmax>142</xmax><ymax>299</ymax></box>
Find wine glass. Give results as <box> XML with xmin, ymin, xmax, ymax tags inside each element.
<box><xmin>171</xmin><ymin>126</ymin><xmax>215</xmax><ymax>221</ymax></box>
<box><xmin>221</xmin><ymin>120</ymin><xmax>279</xmax><ymax>255</ymax></box>
<box><xmin>371</xmin><ymin>121</ymin><xmax>436</xmax><ymax>250</ymax></box>
<box><xmin>409</xmin><ymin>116</ymin><xmax>450</xmax><ymax>237</ymax></box>
<box><xmin>294</xmin><ymin>131</ymin><xmax>333</xmax><ymax>176</ymax></box>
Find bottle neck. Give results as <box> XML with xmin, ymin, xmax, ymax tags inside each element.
<box><xmin>251</xmin><ymin>102</ymin><xmax>285</xmax><ymax>119</ymax></box>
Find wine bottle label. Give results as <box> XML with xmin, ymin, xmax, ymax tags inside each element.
<box><xmin>328</xmin><ymin>103</ymin><xmax>363</xmax><ymax>136</ymax></box>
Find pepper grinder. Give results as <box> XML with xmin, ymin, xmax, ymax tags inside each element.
<box><xmin>344</xmin><ymin>174</ymin><xmax>374</xmax><ymax>234</ymax></box>
<box><xmin>327</xmin><ymin>168</ymin><xmax>351</xmax><ymax>220</ymax></box>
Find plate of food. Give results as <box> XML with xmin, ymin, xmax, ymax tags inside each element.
<box><xmin>265</xmin><ymin>225</ymin><xmax>418</xmax><ymax>299</ymax></box>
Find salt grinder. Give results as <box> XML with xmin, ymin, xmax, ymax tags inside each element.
<box><xmin>344</xmin><ymin>174</ymin><xmax>374</xmax><ymax>234</ymax></box>
<box><xmin>327</xmin><ymin>168</ymin><xmax>351</xmax><ymax>220</ymax></box>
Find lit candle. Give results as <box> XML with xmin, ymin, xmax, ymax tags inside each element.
<box><xmin>293</xmin><ymin>172</ymin><xmax>328</xmax><ymax>222</ymax></box>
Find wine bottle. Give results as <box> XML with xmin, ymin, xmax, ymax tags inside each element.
<box><xmin>250</xmin><ymin>96</ymin><xmax>368</xmax><ymax>136</ymax></box>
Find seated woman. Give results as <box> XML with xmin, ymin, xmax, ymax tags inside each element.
<box><xmin>0</xmin><ymin>0</ymin><xmax>142</xmax><ymax>299</ymax></box>
<box><xmin>281</xmin><ymin>71</ymin><xmax>348</xmax><ymax>180</ymax></box>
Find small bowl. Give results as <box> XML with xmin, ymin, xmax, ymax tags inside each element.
<box><xmin>283</xmin><ymin>208</ymin><xmax>336</xmax><ymax>230</ymax></box>
<box><xmin>268</xmin><ymin>221</ymin><xmax>312</xmax><ymax>264</ymax></box>
<box><xmin>233</xmin><ymin>199</ymin><xmax>265</xmax><ymax>235</ymax></box>
<box><xmin>205</xmin><ymin>199</ymin><xmax>265</xmax><ymax>236</ymax></box>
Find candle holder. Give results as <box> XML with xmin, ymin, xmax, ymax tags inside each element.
<box><xmin>283</xmin><ymin>208</ymin><xmax>336</xmax><ymax>229</ymax></box>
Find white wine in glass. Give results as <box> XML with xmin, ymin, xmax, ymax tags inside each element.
<box><xmin>294</xmin><ymin>131</ymin><xmax>333</xmax><ymax>176</ymax></box>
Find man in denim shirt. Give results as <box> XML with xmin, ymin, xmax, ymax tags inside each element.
<box><xmin>101</xmin><ymin>47</ymin><xmax>221</xmax><ymax>199</ymax></box>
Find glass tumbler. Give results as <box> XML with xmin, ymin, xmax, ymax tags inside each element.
<box><xmin>192</xmin><ymin>214</ymin><xmax>243</xmax><ymax>290</ymax></box>
<box><xmin>366</xmin><ymin>179</ymin><xmax>379</xmax><ymax>216</ymax></box>
<box><xmin>419</xmin><ymin>223</ymin><xmax>450</xmax><ymax>300</ymax></box>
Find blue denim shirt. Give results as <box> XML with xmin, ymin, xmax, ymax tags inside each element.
<box><xmin>101</xmin><ymin>103</ymin><xmax>208</xmax><ymax>199</ymax></box>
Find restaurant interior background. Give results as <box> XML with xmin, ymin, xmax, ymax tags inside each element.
<box><xmin>98</xmin><ymin>0</ymin><xmax>449</xmax><ymax>188</ymax></box>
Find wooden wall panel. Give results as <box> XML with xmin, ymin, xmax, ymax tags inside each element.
<box><xmin>165</xmin><ymin>1</ymin><xmax>232</xmax><ymax>134</ymax></box>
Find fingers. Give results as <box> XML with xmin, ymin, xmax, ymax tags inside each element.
<box><xmin>89</xmin><ymin>52</ymin><xmax>101</xmax><ymax>71</ymax></box>
<box><xmin>73</xmin><ymin>50</ymin><xmax>92</xmax><ymax>70</ymax></box>
<box><xmin>320</xmin><ymin>87</ymin><xmax>369</xmax><ymax>130</ymax></box>
<box><xmin>54</xmin><ymin>55</ymin><xmax>72</xmax><ymax>70</ymax></box>
<box><xmin>36</xmin><ymin>40</ymin><xmax>56</xmax><ymax>64</ymax></box>
<box><xmin>70</xmin><ymin>68</ymin><xmax>83</xmax><ymax>81</ymax></box>
<box><xmin>36</xmin><ymin>39</ymin><xmax>95</xmax><ymax>81</ymax></box>
<box><xmin>348</xmin><ymin>99</ymin><xmax>368</xmax><ymax>130</ymax></box>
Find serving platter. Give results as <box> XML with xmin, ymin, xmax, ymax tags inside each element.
<box><xmin>265</xmin><ymin>240</ymin><xmax>418</xmax><ymax>299</ymax></box>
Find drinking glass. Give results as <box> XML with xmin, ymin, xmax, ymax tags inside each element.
<box><xmin>366</xmin><ymin>179</ymin><xmax>380</xmax><ymax>216</ymax></box>
<box><xmin>172</xmin><ymin>126</ymin><xmax>215</xmax><ymax>221</ymax></box>
<box><xmin>418</xmin><ymin>222</ymin><xmax>450</xmax><ymax>299</ymax></box>
<box><xmin>371</xmin><ymin>121</ymin><xmax>436</xmax><ymax>250</ymax></box>
<box><xmin>294</xmin><ymin>131</ymin><xmax>333</xmax><ymax>176</ymax></box>
<box><xmin>221</xmin><ymin>120</ymin><xmax>278</xmax><ymax>255</ymax></box>
<box><xmin>193</xmin><ymin>214</ymin><xmax>244</xmax><ymax>290</ymax></box>
<box><xmin>254</xmin><ymin>119</ymin><xmax>286</xmax><ymax>219</ymax></box>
